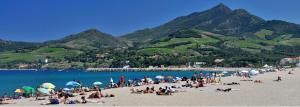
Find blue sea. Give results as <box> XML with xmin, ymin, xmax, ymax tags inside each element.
<box><xmin>0</xmin><ymin>70</ymin><xmax>229</xmax><ymax>96</ymax></box>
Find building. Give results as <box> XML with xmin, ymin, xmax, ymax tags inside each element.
<box><xmin>280</xmin><ymin>57</ymin><xmax>300</xmax><ymax>65</ymax></box>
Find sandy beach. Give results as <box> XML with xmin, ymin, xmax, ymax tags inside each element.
<box><xmin>5</xmin><ymin>68</ymin><xmax>300</xmax><ymax>106</ymax></box>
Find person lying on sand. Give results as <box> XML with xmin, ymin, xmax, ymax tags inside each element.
<box><xmin>240</xmin><ymin>79</ymin><xmax>253</xmax><ymax>81</ymax></box>
<box><xmin>288</xmin><ymin>71</ymin><xmax>293</xmax><ymax>74</ymax></box>
<box><xmin>156</xmin><ymin>86</ymin><xmax>177</xmax><ymax>96</ymax></box>
<box><xmin>0</xmin><ymin>98</ymin><xmax>15</xmax><ymax>105</ymax></box>
<box><xmin>223</xmin><ymin>82</ymin><xmax>240</xmax><ymax>85</ymax></box>
<box><xmin>130</xmin><ymin>88</ymin><xmax>144</xmax><ymax>94</ymax></box>
<box><xmin>254</xmin><ymin>80</ymin><xmax>263</xmax><ymax>83</ymax></box>
<box><xmin>41</xmin><ymin>98</ymin><xmax>60</xmax><ymax>105</ymax></box>
<box><xmin>104</xmin><ymin>93</ymin><xmax>115</xmax><ymax>97</ymax></box>
<box><xmin>216</xmin><ymin>88</ymin><xmax>232</xmax><ymax>92</ymax></box>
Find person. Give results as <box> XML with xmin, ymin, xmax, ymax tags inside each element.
<box><xmin>0</xmin><ymin>99</ymin><xmax>15</xmax><ymax>104</ymax></box>
<box><xmin>81</xmin><ymin>96</ymin><xmax>87</xmax><ymax>104</ymax></box>
<box><xmin>62</xmin><ymin>94</ymin><xmax>69</xmax><ymax>104</ymax></box>
<box><xmin>41</xmin><ymin>98</ymin><xmax>60</xmax><ymax>105</ymax></box>
<box><xmin>144</xmin><ymin>76</ymin><xmax>149</xmax><ymax>84</ymax></box>
<box><xmin>276</xmin><ymin>76</ymin><xmax>282</xmax><ymax>81</ymax></box>
<box><xmin>120</xmin><ymin>75</ymin><xmax>125</xmax><ymax>87</ymax></box>
<box><xmin>191</xmin><ymin>72</ymin><xmax>197</xmax><ymax>83</ymax></box>
<box><xmin>145</xmin><ymin>87</ymin><xmax>150</xmax><ymax>93</ymax></box>
<box><xmin>288</xmin><ymin>71</ymin><xmax>293</xmax><ymax>74</ymax></box>
<box><xmin>198</xmin><ymin>77</ymin><xmax>204</xmax><ymax>87</ymax></box>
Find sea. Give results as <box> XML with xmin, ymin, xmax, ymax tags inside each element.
<box><xmin>0</xmin><ymin>70</ymin><xmax>231</xmax><ymax>96</ymax></box>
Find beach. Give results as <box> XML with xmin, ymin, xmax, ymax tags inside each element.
<box><xmin>5</xmin><ymin>68</ymin><xmax>300</xmax><ymax>106</ymax></box>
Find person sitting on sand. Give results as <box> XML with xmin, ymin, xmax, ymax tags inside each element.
<box><xmin>62</xmin><ymin>94</ymin><xmax>70</xmax><ymax>104</ymax></box>
<box><xmin>79</xmin><ymin>90</ymin><xmax>86</xmax><ymax>95</ymax></box>
<box><xmin>275</xmin><ymin>76</ymin><xmax>282</xmax><ymax>81</ymax></box>
<box><xmin>151</xmin><ymin>86</ymin><xmax>155</xmax><ymax>92</ymax></box>
<box><xmin>144</xmin><ymin>87</ymin><xmax>151</xmax><ymax>93</ymax></box>
<box><xmin>88</xmin><ymin>90</ymin><xmax>102</xmax><ymax>99</ymax></box>
<box><xmin>81</xmin><ymin>96</ymin><xmax>88</xmax><ymax>104</ymax></box>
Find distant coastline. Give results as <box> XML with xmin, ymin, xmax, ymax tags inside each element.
<box><xmin>0</xmin><ymin>69</ymin><xmax>37</xmax><ymax>71</ymax></box>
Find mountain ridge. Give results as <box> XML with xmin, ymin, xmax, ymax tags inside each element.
<box><xmin>120</xmin><ymin>3</ymin><xmax>300</xmax><ymax>46</ymax></box>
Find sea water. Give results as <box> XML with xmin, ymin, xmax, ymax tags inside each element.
<box><xmin>0</xmin><ymin>70</ymin><xmax>230</xmax><ymax>96</ymax></box>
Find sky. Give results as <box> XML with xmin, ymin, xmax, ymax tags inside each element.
<box><xmin>0</xmin><ymin>0</ymin><xmax>300</xmax><ymax>42</ymax></box>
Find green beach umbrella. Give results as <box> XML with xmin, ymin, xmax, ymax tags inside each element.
<box><xmin>22</xmin><ymin>86</ymin><xmax>36</xmax><ymax>94</ymax></box>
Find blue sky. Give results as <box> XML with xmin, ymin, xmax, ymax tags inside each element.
<box><xmin>0</xmin><ymin>0</ymin><xmax>299</xmax><ymax>42</ymax></box>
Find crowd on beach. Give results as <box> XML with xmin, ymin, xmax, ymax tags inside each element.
<box><xmin>0</xmin><ymin>67</ymin><xmax>296</xmax><ymax>105</ymax></box>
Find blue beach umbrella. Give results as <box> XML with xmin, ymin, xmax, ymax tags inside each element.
<box><xmin>66</xmin><ymin>81</ymin><xmax>81</xmax><ymax>87</ymax></box>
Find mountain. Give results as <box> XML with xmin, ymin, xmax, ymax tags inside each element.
<box><xmin>0</xmin><ymin>39</ymin><xmax>41</xmax><ymax>52</ymax></box>
<box><xmin>46</xmin><ymin>29</ymin><xmax>127</xmax><ymax>50</ymax></box>
<box><xmin>120</xmin><ymin>3</ymin><xmax>300</xmax><ymax>46</ymax></box>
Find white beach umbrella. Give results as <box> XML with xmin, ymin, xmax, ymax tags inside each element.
<box><xmin>93</xmin><ymin>81</ymin><xmax>103</xmax><ymax>86</ymax></box>
<box><xmin>222</xmin><ymin>71</ymin><xmax>228</xmax><ymax>74</ymax></box>
<box><xmin>175</xmin><ymin>77</ymin><xmax>182</xmax><ymax>81</ymax></box>
<box><xmin>155</xmin><ymin>75</ymin><xmax>164</xmax><ymax>79</ymax></box>
<box><xmin>241</xmin><ymin>70</ymin><xmax>249</xmax><ymax>73</ymax></box>
<box><xmin>263</xmin><ymin>64</ymin><xmax>269</xmax><ymax>68</ymax></box>
<box><xmin>249</xmin><ymin>70</ymin><xmax>259</xmax><ymax>75</ymax></box>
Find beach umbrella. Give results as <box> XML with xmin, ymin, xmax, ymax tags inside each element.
<box><xmin>155</xmin><ymin>75</ymin><xmax>164</xmax><ymax>79</ymax></box>
<box><xmin>66</xmin><ymin>81</ymin><xmax>81</xmax><ymax>87</ymax></box>
<box><xmin>22</xmin><ymin>86</ymin><xmax>35</xmax><ymax>94</ymax></box>
<box><xmin>166</xmin><ymin>76</ymin><xmax>173</xmax><ymax>79</ymax></box>
<box><xmin>147</xmin><ymin>78</ymin><xmax>153</xmax><ymax>82</ymax></box>
<box><xmin>222</xmin><ymin>71</ymin><xmax>228</xmax><ymax>74</ymax></box>
<box><xmin>41</xmin><ymin>83</ymin><xmax>55</xmax><ymax>89</ymax></box>
<box><xmin>63</xmin><ymin>88</ymin><xmax>71</xmax><ymax>91</ymax></box>
<box><xmin>249</xmin><ymin>70</ymin><xmax>259</xmax><ymax>75</ymax></box>
<box><xmin>14</xmin><ymin>89</ymin><xmax>24</xmax><ymax>93</ymax></box>
<box><xmin>37</xmin><ymin>88</ymin><xmax>50</xmax><ymax>95</ymax></box>
<box><xmin>175</xmin><ymin>77</ymin><xmax>182</xmax><ymax>81</ymax></box>
<box><xmin>241</xmin><ymin>70</ymin><xmax>249</xmax><ymax>73</ymax></box>
<box><xmin>93</xmin><ymin>81</ymin><xmax>103</xmax><ymax>86</ymax></box>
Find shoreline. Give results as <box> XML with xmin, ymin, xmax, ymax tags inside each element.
<box><xmin>87</xmin><ymin>67</ymin><xmax>253</xmax><ymax>72</ymax></box>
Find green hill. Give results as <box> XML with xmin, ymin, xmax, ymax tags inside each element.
<box><xmin>46</xmin><ymin>29</ymin><xmax>127</xmax><ymax>50</ymax></box>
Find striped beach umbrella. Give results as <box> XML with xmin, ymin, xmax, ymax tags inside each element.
<box><xmin>41</xmin><ymin>83</ymin><xmax>55</xmax><ymax>89</ymax></box>
<box><xmin>14</xmin><ymin>89</ymin><xmax>24</xmax><ymax>93</ymax></box>
<box><xmin>37</xmin><ymin>88</ymin><xmax>51</xmax><ymax>95</ymax></box>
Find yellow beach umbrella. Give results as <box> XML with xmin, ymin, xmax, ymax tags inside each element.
<box><xmin>41</xmin><ymin>83</ymin><xmax>55</xmax><ymax>89</ymax></box>
<box><xmin>15</xmin><ymin>89</ymin><xmax>24</xmax><ymax>93</ymax></box>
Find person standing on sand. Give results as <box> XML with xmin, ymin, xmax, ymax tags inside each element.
<box><xmin>120</xmin><ymin>75</ymin><xmax>125</xmax><ymax>87</ymax></box>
